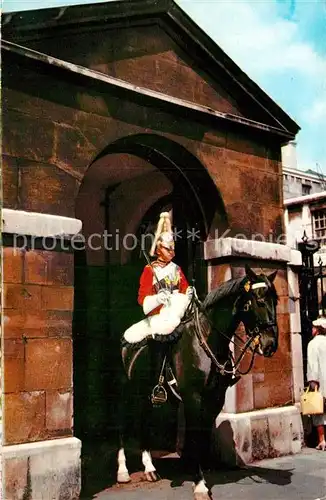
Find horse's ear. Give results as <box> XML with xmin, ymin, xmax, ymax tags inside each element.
<box><xmin>245</xmin><ymin>264</ymin><xmax>257</xmax><ymax>281</ymax></box>
<box><xmin>267</xmin><ymin>270</ymin><xmax>278</xmax><ymax>283</ymax></box>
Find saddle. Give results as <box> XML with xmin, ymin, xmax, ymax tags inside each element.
<box><xmin>121</xmin><ymin>321</ymin><xmax>184</xmax><ymax>379</ymax></box>
<box><xmin>121</xmin><ymin>340</ymin><xmax>182</xmax><ymax>406</ymax></box>
<box><xmin>122</xmin><ymin>294</ymin><xmax>241</xmax><ymax>406</ymax></box>
<box><xmin>121</xmin><ymin>293</ymin><xmax>201</xmax><ymax>368</ymax></box>
<box><xmin>121</xmin><ymin>297</ymin><xmax>202</xmax><ymax>406</ymax></box>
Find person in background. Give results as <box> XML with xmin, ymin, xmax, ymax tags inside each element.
<box><xmin>307</xmin><ymin>316</ymin><xmax>326</xmax><ymax>451</ymax></box>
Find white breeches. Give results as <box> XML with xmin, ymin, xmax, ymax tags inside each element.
<box><xmin>123</xmin><ymin>292</ymin><xmax>190</xmax><ymax>343</ymax></box>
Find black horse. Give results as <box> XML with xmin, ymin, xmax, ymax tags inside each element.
<box><xmin>116</xmin><ymin>265</ymin><xmax>279</xmax><ymax>500</ymax></box>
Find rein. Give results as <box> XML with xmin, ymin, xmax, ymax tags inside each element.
<box><xmin>190</xmin><ymin>299</ymin><xmax>261</xmax><ymax>377</ymax></box>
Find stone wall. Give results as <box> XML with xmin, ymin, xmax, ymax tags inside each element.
<box><xmin>2</xmin><ymin>210</ymin><xmax>82</xmax><ymax>499</ymax></box>
<box><xmin>3</xmin><ymin>246</ymin><xmax>74</xmax><ymax>445</ymax></box>
<box><xmin>3</xmin><ymin>438</ymin><xmax>81</xmax><ymax>500</ymax></box>
<box><xmin>2</xmin><ymin>83</ymin><xmax>283</xmax><ymax>241</ymax></box>
<box><xmin>17</xmin><ymin>24</ymin><xmax>244</xmax><ymax>118</ymax></box>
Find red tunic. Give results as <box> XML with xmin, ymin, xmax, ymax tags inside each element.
<box><xmin>138</xmin><ymin>262</ymin><xmax>189</xmax><ymax>316</ymax></box>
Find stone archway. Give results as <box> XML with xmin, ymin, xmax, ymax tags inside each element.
<box><xmin>73</xmin><ymin>134</ymin><xmax>227</xmax><ymax>456</ymax></box>
<box><xmin>92</xmin><ymin>133</ymin><xmax>227</xmax><ymax>239</ymax></box>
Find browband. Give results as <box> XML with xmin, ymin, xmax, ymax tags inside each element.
<box><xmin>251</xmin><ymin>282</ymin><xmax>268</xmax><ymax>290</ymax></box>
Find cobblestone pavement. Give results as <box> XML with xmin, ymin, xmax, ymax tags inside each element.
<box><xmin>85</xmin><ymin>448</ymin><xmax>326</xmax><ymax>500</ymax></box>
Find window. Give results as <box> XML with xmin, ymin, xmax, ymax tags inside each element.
<box><xmin>302</xmin><ymin>184</ymin><xmax>311</xmax><ymax>195</ymax></box>
<box><xmin>313</xmin><ymin>209</ymin><xmax>326</xmax><ymax>240</ymax></box>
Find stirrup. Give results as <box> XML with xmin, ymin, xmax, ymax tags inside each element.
<box><xmin>151</xmin><ymin>357</ymin><xmax>168</xmax><ymax>407</ymax></box>
<box><xmin>151</xmin><ymin>384</ymin><xmax>168</xmax><ymax>407</ymax></box>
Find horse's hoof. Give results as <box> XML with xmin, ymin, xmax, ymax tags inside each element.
<box><xmin>117</xmin><ymin>472</ymin><xmax>131</xmax><ymax>483</ymax></box>
<box><xmin>194</xmin><ymin>494</ymin><xmax>211</xmax><ymax>500</ymax></box>
<box><xmin>316</xmin><ymin>440</ymin><xmax>326</xmax><ymax>451</ymax></box>
<box><xmin>145</xmin><ymin>470</ymin><xmax>159</xmax><ymax>482</ymax></box>
<box><xmin>193</xmin><ymin>480</ymin><xmax>211</xmax><ymax>500</ymax></box>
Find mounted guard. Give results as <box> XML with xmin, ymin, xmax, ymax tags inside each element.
<box><xmin>117</xmin><ymin>260</ymin><xmax>280</xmax><ymax>496</ymax></box>
<box><xmin>122</xmin><ymin>212</ymin><xmax>195</xmax><ymax>345</ymax></box>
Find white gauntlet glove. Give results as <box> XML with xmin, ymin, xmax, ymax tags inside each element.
<box><xmin>143</xmin><ymin>289</ymin><xmax>171</xmax><ymax>315</ymax></box>
<box><xmin>157</xmin><ymin>289</ymin><xmax>171</xmax><ymax>305</ymax></box>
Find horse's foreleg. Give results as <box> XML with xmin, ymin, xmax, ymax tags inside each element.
<box><xmin>193</xmin><ymin>478</ymin><xmax>211</xmax><ymax>500</ymax></box>
<box><xmin>199</xmin><ymin>383</ymin><xmax>230</xmax><ymax>472</ymax></box>
<box><xmin>190</xmin><ymin>452</ymin><xmax>210</xmax><ymax>500</ymax></box>
<box><xmin>182</xmin><ymin>394</ymin><xmax>211</xmax><ymax>500</ymax></box>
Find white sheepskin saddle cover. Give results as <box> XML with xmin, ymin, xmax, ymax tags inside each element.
<box><xmin>123</xmin><ymin>292</ymin><xmax>190</xmax><ymax>344</ymax></box>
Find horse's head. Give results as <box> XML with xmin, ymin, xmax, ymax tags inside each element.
<box><xmin>236</xmin><ymin>265</ymin><xmax>279</xmax><ymax>357</ymax></box>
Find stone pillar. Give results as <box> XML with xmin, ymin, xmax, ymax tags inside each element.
<box><xmin>287</xmin><ymin>253</ymin><xmax>304</xmax><ymax>404</ymax></box>
<box><xmin>204</xmin><ymin>238</ymin><xmax>303</xmax><ymax>465</ymax></box>
<box><xmin>1</xmin><ymin>209</ymin><xmax>82</xmax><ymax>500</ymax></box>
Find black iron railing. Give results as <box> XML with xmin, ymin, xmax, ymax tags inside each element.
<box><xmin>298</xmin><ymin>232</ymin><xmax>320</xmax><ymax>382</ymax></box>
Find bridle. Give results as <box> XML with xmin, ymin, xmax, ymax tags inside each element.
<box><xmin>193</xmin><ymin>306</ymin><xmax>260</xmax><ymax>377</ymax></box>
<box><xmin>186</xmin><ymin>284</ymin><xmax>277</xmax><ymax>378</ymax></box>
<box><xmin>144</xmin><ymin>281</ymin><xmax>277</xmax><ymax>406</ymax></box>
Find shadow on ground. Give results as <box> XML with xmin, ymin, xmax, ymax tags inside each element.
<box><xmin>80</xmin><ymin>440</ymin><xmax>294</xmax><ymax>500</ymax></box>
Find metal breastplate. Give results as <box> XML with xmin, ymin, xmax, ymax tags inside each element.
<box><xmin>154</xmin><ymin>278</ymin><xmax>179</xmax><ymax>293</ymax></box>
<box><xmin>153</xmin><ymin>262</ymin><xmax>180</xmax><ymax>293</ymax></box>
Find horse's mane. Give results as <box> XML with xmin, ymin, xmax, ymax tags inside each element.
<box><xmin>203</xmin><ymin>274</ymin><xmax>279</xmax><ymax>310</ymax></box>
<box><xmin>203</xmin><ymin>277</ymin><xmax>245</xmax><ymax>309</ymax></box>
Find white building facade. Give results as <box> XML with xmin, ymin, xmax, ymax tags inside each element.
<box><xmin>282</xmin><ymin>141</ymin><xmax>326</xmax><ymax>200</ymax></box>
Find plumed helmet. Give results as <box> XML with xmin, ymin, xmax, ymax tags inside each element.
<box><xmin>312</xmin><ymin>316</ymin><xmax>326</xmax><ymax>329</ymax></box>
<box><xmin>149</xmin><ymin>212</ymin><xmax>174</xmax><ymax>256</ymax></box>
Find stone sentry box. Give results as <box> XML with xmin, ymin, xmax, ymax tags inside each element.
<box><xmin>204</xmin><ymin>237</ymin><xmax>304</xmax><ymax>464</ymax></box>
<box><xmin>1</xmin><ymin>0</ymin><xmax>304</xmax><ymax>495</ymax></box>
<box><xmin>2</xmin><ymin>208</ymin><xmax>82</xmax><ymax>500</ymax></box>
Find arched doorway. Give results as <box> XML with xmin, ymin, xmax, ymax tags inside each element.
<box><xmin>73</xmin><ymin>134</ymin><xmax>227</xmax><ymax>447</ymax></box>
